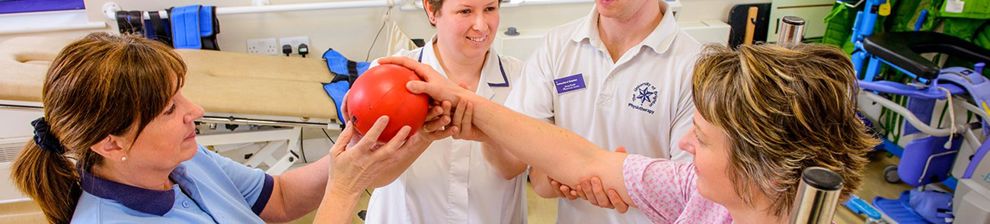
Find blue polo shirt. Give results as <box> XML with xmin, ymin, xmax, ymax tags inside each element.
<box><xmin>72</xmin><ymin>146</ymin><xmax>274</xmax><ymax>223</ymax></box>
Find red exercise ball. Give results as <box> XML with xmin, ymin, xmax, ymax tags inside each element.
<box><xmin>346</xmin><ymin>64</ymin><xmax>431</xmax><ymax>142</ymax></box>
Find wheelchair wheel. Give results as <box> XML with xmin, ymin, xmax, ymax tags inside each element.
<box><xmin>883</xmin><ymin>165</ymin><xmax>900</xmax><ymax>183</ymax></box>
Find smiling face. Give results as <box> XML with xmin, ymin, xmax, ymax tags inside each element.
<box><xmin>426</xmin><ymin>0</ymin><xmax>500</xmax><ymax>59</ymax></box>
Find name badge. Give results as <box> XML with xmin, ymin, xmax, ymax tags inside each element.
<box><xmin>554</xmin><ymin>74</ymin><xmax>586</xmax><ymax>94</ymax></box>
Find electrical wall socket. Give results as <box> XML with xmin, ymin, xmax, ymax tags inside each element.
<box><xmin>278</xmin><ymin>36</ymin><xmax>310</xmax><ymax>55</ymax></box>
<box><xmin>246</xmin><ymin>38</ymin><xmax>278</xmax><ymax>55</ymax></box>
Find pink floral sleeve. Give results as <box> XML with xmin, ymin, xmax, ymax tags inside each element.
<box><xmin>622</xmin><ymin>154</ymin><xmax>733</xmax><ymax>224</ymax></box>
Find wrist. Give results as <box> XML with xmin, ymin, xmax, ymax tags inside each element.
<box><xmin>456</xmin><ymin>91</ymin><xmax>481</xmax><ymax>105</ymax></box>
<box><xmin>328</xmin><ymin>182</ymin><xmax>363</xmax><ymax>199</ymax></box>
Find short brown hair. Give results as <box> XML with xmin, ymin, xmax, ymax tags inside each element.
<box><xmin>11</xmin><ymin>32</ymin><xmax>185</xmax><ymax>224</ymax></box>
<box><xmin>691</xmin><ymin>44</ymin><xmax>878</xmax><ymax>216</ymax></box>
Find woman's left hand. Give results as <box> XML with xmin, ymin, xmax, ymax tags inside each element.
<box><xmin>329</xmin><ymin>116</ymin><xmax>412</xmax><ymax>194</ymax></box>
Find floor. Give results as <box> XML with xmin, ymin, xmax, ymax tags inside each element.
<box><xmin>0</xmin><ymin>152</ymin><xmax>912</xmax><ymax>223</ymax></box>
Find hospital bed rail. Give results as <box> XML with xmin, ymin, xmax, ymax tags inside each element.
<box><xmin>0</xmin><ymin>103</ymin><xmax>335</xmax><ymax>129</ymax></box>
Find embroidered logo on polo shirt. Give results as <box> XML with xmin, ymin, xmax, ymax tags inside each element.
<box><xmin>628</xmin><ymin>82</ymin><xmax>658</xmax><ymax>114</ymax></box>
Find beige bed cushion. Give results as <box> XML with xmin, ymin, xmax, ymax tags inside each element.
<box><xmin>0</xmin><ymin>36</ymin><xmax>68</xmax><ymax>103</ymax></box>
<box><xmin>0</xmin><ymin>35</ymin><xmax>337</xmax><ymax>121</ymax></box>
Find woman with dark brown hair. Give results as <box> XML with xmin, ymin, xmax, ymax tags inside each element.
<box><xmin>385</xmin><ymin>43</ymin><xmax>878</xmax><ymax>223</ymax></box>
<box><xmin>11</xmin><ymin>32</ymin><xmax>450</xmax><ymax>224</ymax></box>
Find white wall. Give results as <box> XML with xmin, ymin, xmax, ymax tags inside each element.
<box><xmin>22</xmin><ymin>0</ymin><xmax>766</xmax><ymax>59</ymax></box>
<box><xmin>680</xmin><ymin>0</ymin><xmax>769</xmax><ymax>21</ymax></box>
<box><xmin>74</xmin><ymin>0</ymin><xmax>603</xmax><ymax>60</ymax></box>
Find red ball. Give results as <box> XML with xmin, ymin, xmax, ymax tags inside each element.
<box><xmin>345</xmin><ymin>64</ymin><xmax>431</xmax><ymax>142</ymax></box>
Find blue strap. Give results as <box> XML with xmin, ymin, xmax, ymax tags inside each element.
<box><xmin>323</xmin><ymin>49</ymin><xmax>369</xmax><ymax>75</ymax></box>
<box><xmin>144</xmin><ymin>11</ymin><xmax>171</xmax><ymax>46</ymax></box>
<box><xmin>323</xmin><ymin>81</ymin><xmax>351</xmax><ymax>127</ymax></box>
<box><xmin>171</xmin><ymin>5</ymin><xmax>202</xmax><ymax>49</ymax></box>
<box><xmin>199</xmin><ymin>6</ymin><xmax>214</xmax><ymax>36</ymax></box>
<box><xmin>321</xmin><ymin>49</ymin><xmax>371</xmax><ymax>127</ymax></box>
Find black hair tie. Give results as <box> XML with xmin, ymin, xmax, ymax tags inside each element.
<box><xmin>31</xmin><ymin>118</ymin><xmax>66</xmax><ymax>154</ymax></box>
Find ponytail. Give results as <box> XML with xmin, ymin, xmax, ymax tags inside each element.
<box><xmin>11</xmin><ymin>140</ymin><xmax>82</xmax><ymax>224</ymax></box>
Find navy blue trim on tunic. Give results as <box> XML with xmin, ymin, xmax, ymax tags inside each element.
<box><xmin>251</xmin><ymin>174</ymin><xmax>275</xmax><ymax>214</ymax></box>
<box><xmin>417</xmin><ymin>50</ymin><xmax>509</xmax><ymax>88</ymax></box>
<box><xmin>80</xmin><ymin>170</ymin><xmax>175</xmax><ymax>216</ymax></box>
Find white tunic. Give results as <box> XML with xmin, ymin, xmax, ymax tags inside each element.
<box><xmin>364</xmin><ymin>37</ymin><xmax>527</xmax><ymax>224</ymax></box>
<box><xmin>503</xmin><ymin>2</ymin><xmax>702</xmax><ymax>223</ymax></box>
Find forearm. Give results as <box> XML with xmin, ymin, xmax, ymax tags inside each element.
<box><xmin>392</xmin><ymin>56</ymin><xmax>634</xmax><ymax>203</ymax></box>
<box><xmin>529</xmin><ymin>168</ymin><xmax>559</xmax><ymax>198</ymax></box>
<box><xmin>481</xmin><ymin>141</ymin><xmax>527</xmax><ymax>180</ymax></box>
<box><xmin>265</xmin><ymin>154</ymin><xmax>332</xmax><ymax>220</ymax></box>
<box><xmin>313</xmin><ymin>183</ymin><xmax>362</xmax><ymax>224</ymax></box>
<box><xmin>467</xmin><ymin>96</ymin><xmax>616</xmax><ymax>186</ymax></box>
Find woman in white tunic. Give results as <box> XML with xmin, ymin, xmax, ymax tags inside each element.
<box><xmin>363</xmin><ymin>0</ymin><xmax>527</xmax><ymax>223</ymax></box>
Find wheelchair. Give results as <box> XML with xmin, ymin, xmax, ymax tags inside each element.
<box><xmin>837</xmin><ymin>0</ymin><xmax>990</xmax><ymax>223</ymax></box>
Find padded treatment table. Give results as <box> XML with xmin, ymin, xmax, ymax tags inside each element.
<box><xmin>0</xmin><ymin>35</ymin><xmax>338</xmax><ymax>125</ymax></box>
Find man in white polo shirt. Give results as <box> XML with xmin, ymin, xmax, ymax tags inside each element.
<box><xmin>503</xmin><ymin>0</ymin><xmax>702</xmax><ymax>223</ymax></box>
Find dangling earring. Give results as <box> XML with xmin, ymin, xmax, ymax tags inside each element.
<box><xmin>121</xmin><ymin>156</ymin><xmax>127</xmax><ymax>161</ymax></box>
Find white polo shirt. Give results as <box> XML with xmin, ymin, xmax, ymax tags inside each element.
<box><xmin>504</xmin><ymin>2</ymin><xmax>702</xmax><ymax>223</ymax></box>
<box><xmin>365</xmin><ymin>37</ymin><xmax>527</xmax><ymax>224</ymax></box>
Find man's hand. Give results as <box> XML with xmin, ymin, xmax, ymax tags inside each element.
<box><xmin>572</xmin><ymin>147</ymin><xmax>630</xmax><ymax>213</ymax></box>
<box><xmin>550</xmin><ymin>177</ymin><xmax>578</xmax><ymax>200</ymax></box>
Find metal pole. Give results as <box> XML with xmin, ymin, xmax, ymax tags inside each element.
<box><xmin>777</xmin><ymin>16</ymin><xmax>806</xmax><ymax>47</ymax></box>
<box><xmin>790</xmin><ymin>167</ymin><xmax>843</xmax><ymax>224</ymax></box>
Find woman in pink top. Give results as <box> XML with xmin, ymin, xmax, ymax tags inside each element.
<box><xmin>384</xmin><ymin>43</ymin><xmax>878</xmax><ymax>223</ymax></box>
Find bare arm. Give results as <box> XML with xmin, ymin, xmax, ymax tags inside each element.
<box><xmin>467</xmin><ymin>99</ymin><xmax>632</xmax><ymax>204</ymax></box>
<box><xmin>529</xmin><ymin>168</ymin><xmax>560</xmax><ymax>198</ymax></box>
<box><xmin>259</xmin><ymin>155</ymin><xmax>332</xmax><ymax>222</ymax></box>
<box><xmin>386</xmin><ymin>56</ymin><xmax>635</xmax><ymax>205</ymax></box>
<box><xmin>260</xmin><ymin>107</ymin><xmax>450</xmax><ymax>222</ymax></box>
<box><xmin>449</xmin><ymin>99</ymin><xmax>527</xmax><ymax>179</ymax></box>
<box><xmin>481</xmin><ymin>142</ymin><xmax>528</xmax><ymax>180</ymax></box>
<box><xmin>313</xmin><ymin>184</ymin><xmax>362</xmax><ymax>224</ymax></box>
<box><xmin>451</xmin><ymin>102</ymin><xmax>574</xmax><ymax>196</ymax></box>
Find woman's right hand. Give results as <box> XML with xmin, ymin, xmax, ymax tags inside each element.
<box><xmin>378</xmin><ymin>56</ymin><xmax>475</xmax><ymax>106</ymax></box>
<box><xmin>328</xmin><ymin>116</ymin><xmax>412</xmax><ymax>195</ymax></box>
